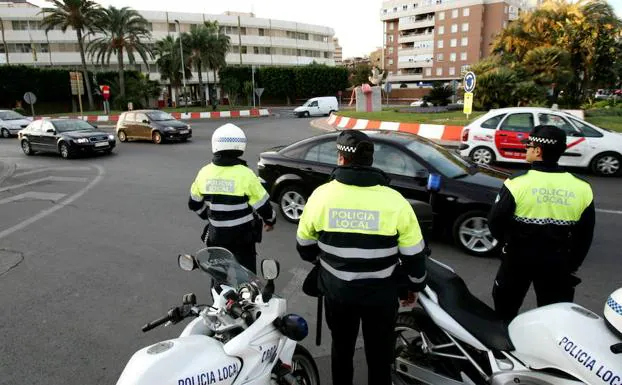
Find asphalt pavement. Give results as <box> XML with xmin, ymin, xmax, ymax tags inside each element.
<box><xmin>0</xmin><ymin>114</ymin><xmax>621</xmax><ymax>385</ymax></box>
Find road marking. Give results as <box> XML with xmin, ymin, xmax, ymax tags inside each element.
<box><xmin>0</xmin><ymin>176</ymin><xmax>88</xmax><ymax>193</ymax></box>
<box><xmin>0</xmin><ymin>165</ymin><xmax>104</xmax><ymax>240</ymax></box>
<box><xmin>13</xmin><ymin>166</ymin><xmax>91</xmax><ymax>178</ymax></box>
<box><xmin>0</xmin><ymin>192</ymin><xmax>67</xmax><ymax>205</ymax></box>
<box><xmin>596</xmin><ymin>209</ymin><xmax>622</xmax><ymax>215</ymax></box>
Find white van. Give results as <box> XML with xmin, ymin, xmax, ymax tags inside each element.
<box><xmin>294</xmin><ymin>96</ymin><xmax>339</xmax><ymax>118</ymax></box>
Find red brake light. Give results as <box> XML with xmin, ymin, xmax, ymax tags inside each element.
<box><xmin>461</xmin><ymin>128</ymin><xmax>469</xmax><ymax>142</ymax></box>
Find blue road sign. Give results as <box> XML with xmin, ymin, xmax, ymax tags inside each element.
<box><xmin>464</xmin><ymin>72</ymin><xmax>476</xmax><ymax>93</ymax></box>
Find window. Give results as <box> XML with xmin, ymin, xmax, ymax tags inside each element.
<box><xmin>499</xmin><ymin>113</ymin><xmax>535</xmax><ymax>133</ymax></box>
<box><xmin>135</xmin><ymin>113</ymin><xmax>148</xmax><ymax>123</ymax></box>
<box><xmin>393</xmin><ymin>7</ymin><xmax>398</xmax><ymax>12</ymax></box>
<box><xmin>450</xmin><ymin>53</ymin><xmax>456</xmax><ymax>62</ymax></box>
<box><xmin>240</xmin><ymin>27</ymin><xmax>247</xmax><ymax>35</ymax></box>
<box><xmin>452</xmin><ymin>9</ymin><xmax>459</xmax><ymax>18</ymax></box>
<box><xmin>461</xmin><ymin>37</ymin><xmax>468</xmax><ymax>46</ymax></box>
<box><xmin>388</xmin><ymin>35</ymin><xmax>394</xmax><ymax>43</ymax></box>
<box><xmin>258</xmin><ymin>28</ymin><xmax>265</xmax><ymax>36</ymax></box>
<box><xmin>403</xmin><ymin>4</ymin><xmax>408</xmax><ymax>10</ymax></box>
<box><xmin>437</xmin><ymin>53</ymin><xmax>444</xmax><ymax>61</ymax></box>
<box><xmin>504</xmin><ymin>6</ymin><xmax>508</xmax><ymax>14</ymax></box>
<box><xmin>425</xmin><ymin>68</ymin><xmax>432</xmax><ymax>76</ymax></box>
<box><xmin>124</xmin><ymin>113</ymin><xmax>136</xmax><ymax>122</ymax></box>
<box><xmin>388</xmin><ymin>47</ymin><xmax>394</xmax><ymax>54</ymax></box>
<box><xmin>168</xmin><ymin>23</ymin><xmax>177</xmax><ymax>32</ymax></box>
<box><xmin>460</xmin><ymin>52</ymin><xmax>467</xmax><ymax>61</ymax></box>
<box><xmin>437</xmin><ymin>40</ymin><xmax>443</xmax><ymax>49</ymax></box>
<box><xmin>538</xmin><ymin>114</ymin><xmax>582</xmax><ymax>137</ymax></box>
<box><xmin>439</xmin><ymin>11</ymin><xmax>445</xmax><ymax>20</ymax></box>
<box><xmin>436</xmin><ymin>67</ymin><xmax>443</xmax><ymax>76</ymax></box>
<box><xmin>463</xmin><ymin>7</ymin><xmax>470</xmax><ymax>17</ymax></box>
<box><xmin>373</xmin><ymin>143</ymin><xmax>421</xmax><ymax>177</ymax></box>
<box><xmin>450</xmin><ymin>39</ymin><xmax>457</xmax><ymax>47</ymax></box>
<box><xmin>389</xmin><ymin>59</ymin><xmax>394</xmax><ymax>65</ymax></box>
<box><xmin>12</xmin><ymin>21</ymin><xmax>29</xmax><ymax>30</ymax></box>
<box><xmin>29</xmin><ymin>120</ymin><xmax>43</xmax><ymax>134</ymax></box>
<box><xmin>481</xmin><ymin>114</ymin><xmax>506</xmax><ymax>129</ymax></box>
<box><xmin>449</xmin><ymin>67</ymin><xmax>456</xmax><ymax>75</ymax></box>
<box><xmin>569</xmin><ymin>118</ymin><xmax>605</xmax><ymax>137</ymax></box>
<box><xmin>389</xmin><ymin>22</ymin><xmax>394</xmax><ymax>30</ymax></box>
<box><xmin>462</xmin><ymin>23</ymin><xmax>469</xmax><ymax>32</ymax></box>
<box><xmin>383</xmin><ymin>9</ymin><xmax>388</xmax><ymax>14</ymax></box>
<box><xmin>438</xmin><ymin>26</ymin><xmax>445</xmax><ymax>35</ymax></box>
<box><xmin>304</xmin><ymin>141</ymin><xmax>337</xmax><ymax>165</ymax></box>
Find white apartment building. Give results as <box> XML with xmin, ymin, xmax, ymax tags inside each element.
<box><xmin>0</xmin><ymin>0</ymin><xmax>336</xmax><ymax>86</ymax></box>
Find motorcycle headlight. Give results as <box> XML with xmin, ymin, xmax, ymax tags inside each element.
<box><xmin>108</xmin><ymin>134</ymin><xmax>115</xmax><ymax>140</ymax></box>
<box><xmin>75</xmin><ymin>138</ymin><xmax>89</xmax><ymax>144</ymax></box>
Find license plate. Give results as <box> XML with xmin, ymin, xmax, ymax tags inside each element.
<box><xmin>179</xmin><ymin>130</ymin><xmax>189</xmax><ymax>134</ymax></box>
<box><xmin>95</xmin><ymin>142</ymin><xmax>109</xmax><ymax>147</ymax></box>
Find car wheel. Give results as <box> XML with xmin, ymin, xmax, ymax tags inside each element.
<box><xmin>470</xmin><ymin>147</ymin><xmax>495</xmax><ymax>165</ymax></box>
<box><xmin>591</xmin><ymin>152</ymin><xmax>621</xmax><ymax>176</ymax></box>
<box><xmin>1</xmin><ymin>128</ymin><xmax>10</xmax><ymax>138</ymax></box>
<box><xmin>278</xmin><ymin>185</ymin><xmax>307</xmax><ymax>224</ymax></box>
<box><xmin>21</xmin><ymin>140</ymin><xmax>34</xmax><ymax>156</ymax></box>
<box><xmin>59</xmin><ymin>142</ymin><xmax>73</xmax><ymax>159</ymax></box>
<box><xmin>152</xmin><ymin>131</ymin><xmax>163</xmax><ymax>144</ymax></box>
<box><xmin>117</xmin><ymin>130</ymin><xmax>127</xmax><ymax>142</ymax></box>
<box><xmin>304</xmin><ymin>111</ymin><xmax>310</xmax><ymax>118</ymax></box>
<box><xmin>327</xmin><ymin>110</ymin><xmax>335</xmax><ymax>116</ymax></box>
<box><xmin>452</xmin><ymin>210</ymin><xmax>499</xmax><ymax>257</ymax></box>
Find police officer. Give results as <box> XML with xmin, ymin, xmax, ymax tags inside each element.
<box><xmin>488</xmin><ymin>125</ymin><xmax>595</xmax><ymax>323</ymax></box>
<box><xmin>188</xmin><ymin>123</ymin><xmax>276</xmax><ymax>273</ymax></box>
<box><xmin>296</xmin><ymin>129</ymin><xmax>428</xmax><ymax>385</ymax></box>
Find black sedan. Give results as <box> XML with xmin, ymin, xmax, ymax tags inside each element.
<box><xmin>19</xmin><ymin>118</ymin><xmax>116</xmax><ymax>159</ymax></box>
<box><xmin>257</xmin><ymin>130</ymin><xmax>511</xmax><ymax>257</ymax></box>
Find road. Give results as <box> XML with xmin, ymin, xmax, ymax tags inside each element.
<box><xmin>0</xmin><ymin>115</ymin><xmax>620</xmax><ymax>385</ymax></box>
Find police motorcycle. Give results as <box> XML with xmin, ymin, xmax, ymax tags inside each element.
<box><xmin>392</xmin><ymin>258</ymin><xmax>622</xmax><ymax>385</ymax></box>
<box><xmin>116</xmin><ymin>247</ymin><xmax>320</xmax><ymax>385</ymax></box>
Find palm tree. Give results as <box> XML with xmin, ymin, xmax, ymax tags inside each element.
<box><xmin>87</xmin><ymin>6</ymin><xmax>152</xmax><ymax>98</ymax></box>
<box><xmin>154</xmin><ymin>35</ymin><xmax>191</xmax><ymax>106</ymax></box>
<box><xmin>183</xmin><ymin>25</ymin><xmax>210</xmax><ymax>107</ymax></box>
<box><xmin>204</xmin><ymin>21</ymin><xmax>231</xmax><ymax>104</ymax></box>
<box><xmin>40</xmin><ymin>0</ymin><xmax>104</xmax><ymax>110</ymax></box>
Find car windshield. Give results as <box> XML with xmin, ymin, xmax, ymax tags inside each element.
<box><xmin>405</xmin><ymin>140</ymin><xmax>472</xmax><ymax>178</ymax></box>
<box><xmin>147</xmin><ymin>111</ymin><xmax>175</xmax><ymax>121</ymax></box>
<box><xmin>0</xmin><ymin>110</ymin><xmax>25</xmax><ymax>120</ymax></box>
<box><xmin>195</xmin><ymin>247</ymin><xmax>265</xmax><ymax>290</ymax></box>
<box><xmin>53</xmin><ymin>120</ymin><xmax>95</xmax><ymax>133</ymax></box>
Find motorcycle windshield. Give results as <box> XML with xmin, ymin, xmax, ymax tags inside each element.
<box><xmin>195</xmin><ymin>247</ymin><xmax>265</xmax><ymax>290</ymax></box>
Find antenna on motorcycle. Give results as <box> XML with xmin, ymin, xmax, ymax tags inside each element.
<box><xmin>261</xmin><ymin>260</ymin><xmax>280</xmax><ymax>302</ymax></box>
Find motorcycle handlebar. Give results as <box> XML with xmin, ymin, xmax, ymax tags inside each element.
<box><xmin>228</xmin><ymin>302</ymin><xmax>254</xmax><ymax>326</ymax></box>
<box><xmin>142</xmin><ymin>307</ymin><xmax>182</xmax><ymax>332</ymax></box>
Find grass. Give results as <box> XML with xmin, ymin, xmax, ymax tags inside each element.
<box><xmin>44</xmin><ymin>105</ymin><xmax>258</xmax><ymax>117</ymax></box>
<box><xmin>337</xmin><ymin>109</ymin><xmax>622</xmax><ymax>132</ymax></box>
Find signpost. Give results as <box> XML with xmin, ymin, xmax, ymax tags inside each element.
<box><xmin>99</xmin><ymin>85</ymin><xmax>110</xmax><ymax>114</ymax></box>
<box><xmin>384</xmin><ymin>82</ymin><xmax>392</xmax><ymax>105</ymax></box>
<box><xmin>70</xmin><ymin>71</ymin><xmax>84</xmax><ymax>116</ymax></box>
<box><xmin>255</xmin><ymin>88</ymin><xmax>264</xmax><ymax>107</ymax></box>
<box><xmin>338</xmin><ymin>90</ymin><xmax>343</xmax><ymax>108</ymax></box>
<box><xmin>463</xmin><ymin>71</ymin><xmax>476</xmax><ymax>120</ymax></box>
<box><xmin>23</xmin><ymin>91</ymin><xmax>36</xmax><ymax>118</ymax></box>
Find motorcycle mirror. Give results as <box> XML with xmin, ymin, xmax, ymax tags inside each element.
<box><xmin>261</xmin><ymin>259</ymin><xmax>280</xmax><ymax>280</ymax></box>
<box><xmin>178</xmin><ymin>254</ymin><xmax>197</xmax><ymax>271</ymax></box>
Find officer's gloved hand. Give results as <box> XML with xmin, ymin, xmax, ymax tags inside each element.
<box><xmin>264</xmin><ymin>224</ymin><xmax>274</xmax><ymax>232</ymax></box>
<box><xmin>400</xmin><ymin>291</ymin><xmax>418</xmax><ymax>308</ymax></box>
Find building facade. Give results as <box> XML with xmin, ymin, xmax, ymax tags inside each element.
<box><xmin>333</xmin><ymin>37</ymin><xmax>343</xmax><ymax>65</ymax></box>
<box><xmin>380</xmin><ymin>0</ymin><xmax>533</xmax><ymax>87</ymax></box>
<box><xmin>0</xmin><ymin>1</ymin><xmax>336</xmax><ymax>86</ymax></box>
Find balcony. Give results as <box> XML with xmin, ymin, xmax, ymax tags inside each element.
<box><xmin>388</xmin><ymin>73</ymin><xmax>424</xmax><ymax>82</ymax></box>
<box><xmin>399</xmin><ymin>47</ymin><xmax>433</xmax><ymax>56</ymax></box>
<box><xmin>398</xmin><ymin>60</ymin><xmax>433</xmax><ymax>69</ymax></box>
<box><xmin>399</xmin><ymin>17</ymin><xmax>435</xmax><ymax>31</ymax></box>
<box><xmin>398</xmin><ymin>33</ymin><xmax>434</xmax><ymax>44</ymax></box>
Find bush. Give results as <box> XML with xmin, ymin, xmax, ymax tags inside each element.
<box><xmin>112</xmin><ymin>95</ymin><xmax>143</xmax><ymax>111</ymax></box>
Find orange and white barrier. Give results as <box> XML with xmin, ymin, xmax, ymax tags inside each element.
<box><xmin>39</xmin><ymin>109</ymin><xmax>271</xmax><ymax>122</ymax></box>
<box><xmin>327</xmin><ymin>114</ymin><xmax>463</xmax><ymax>142</ymax></box>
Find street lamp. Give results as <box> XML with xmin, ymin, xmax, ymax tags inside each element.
<box><xmin>174</xmin><ymin>19</ymin><xmax>188</xmax><ymax>113</ymax></box>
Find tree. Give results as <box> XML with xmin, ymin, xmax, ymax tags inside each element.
<box><xmin>221</xmin><ymin>77</ymin><xmax>240</xmax><ymax>106</ymax></box>
<box><xmin>87</xmin><ymin>6</ymin><xmax>153</xmax><ymax>97</ymax></box>
<box><xmin>243</xmin><ymin>81</ymin><xmax>254</xmax><ymax>106</ymax></box>
<box><xmin>154</xmin><ymin>35</ymin><xmax>192</xmax><ymax>106</ymax></box>
<box><xmin>183</xmin><ymin>25</ymin><xmax>210</xmax><ymax>107</ymax></box>
<box><xmin>40</xmin><ymin>0</ymin><xmax>104</xmax><ymax>110</ymax></box>
<box><xmin>349</xmin><ymin>63</ymin><xmax>371</xmax><ymax>87</ymax></box>
<box><xmin>204</xmin><ymin>21</ymin><xmax>231</xmax><ymax>97</ymax></box>
<box><xmin>426</xmin><ymin>82</ymin><xmax>453</xmax><ymax>106</ymax></box>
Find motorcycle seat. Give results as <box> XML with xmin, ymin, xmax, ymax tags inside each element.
<box><xmin>425</xmin><ymin>259</ymin><xmax>515</xmax><ymax>352</ymax></box>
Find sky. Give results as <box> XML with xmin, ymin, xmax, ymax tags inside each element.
<box><xmin>28</xmin><ymin>0</ymin><xmax>622</xmax><ymax>59</ymax></box>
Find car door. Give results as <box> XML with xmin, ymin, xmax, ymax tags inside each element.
<box><xmin>536</xmin><ymin>112</ymin><xmax>588</xmax><ymax>166</ymax></box>
<box><xmin>301</xmin><ymin>139</ymin><xmax>338</xmax><ymax>187</ymax></box>
<box><xmin>123</xmin><ymin>112</ymin><xmax>136</xmax><ymax>138</ymax></box>
<box><xmin>495</xmin><ymin>112</ymin><xmax>535</xmax><ymax>160</ymax></box>
<box><xmin>40</xmin><ymin>121</ymin><xmax>59</xmax><ymax>152</ymax></box>
<box><xmin>566</xmin><ymin>116</ymin><xmax>606</xmax><ymax>164</ymax></box>
<box><xmin>307</xmin><ymin>100</ymin><xmax>321</xmax><ymax>116</ymax></box>
<box><xmin>134</xmin><ymin>112</ymin><xmax>151</xmax><ymax>139</ymax></box>
<box><xmin>25</xmin><ymin>120</ymin><xmax>43</xmax><ymax>150</ymax></box>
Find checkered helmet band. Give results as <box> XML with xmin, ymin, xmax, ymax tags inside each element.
<box><xmin>608</xmin><ymin>296</ymin><xmax>622</xmax><ymax>316</ymax></box>
<box><xmin>337</xmin><ymin>144</ymin><xmax>356</xmax><ymax>153</ymax></box>
<box><xmin>216</xmin><ymin>137</ymin><xmax>247</xmax><ymax>143</ymax></box>
<box><xmin>530</xmin><ymin>136</ymin><xmax>558</xmax><ymax>145</ymax></box>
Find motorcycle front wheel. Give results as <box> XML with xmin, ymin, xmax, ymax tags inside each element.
<box><xmin>290</xmin><ymin>345</ymin><xmax>320</xmax><ymax>385</ymax></box>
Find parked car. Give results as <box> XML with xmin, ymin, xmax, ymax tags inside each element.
<box><xmin>258</xmin><ymin>130</ymin><xmax>510</xmax><ymax>256</ymax></box>
<box><xmin>0</xmin><ymin>109</ymin><xmax>32</xmax><ymax>138</ymax></box>
<box><xmin>294</xmin><ymin>96</ymin><xmax>339</xmax><ymax>118</ymax></box>
<box><xmin>115</xmin><ymin>110</ymin><xmax>192</xmax><ymax>144</ymax></box>
<box><xmin>18</xmin><ymin>118</ymin><xmax>115</xmax><ymax>159</ymax></box>
<box><xmin>410</xmin><ymin>99</ymin><xmax>425</xmax><ymax>107</ymax></box>
<box><xmin>459</xmin><ymin>107</ymin><xmax>622</xmax><ymax>176</ymax></box>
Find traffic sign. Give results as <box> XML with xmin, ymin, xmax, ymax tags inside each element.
<box><xmin>464</xmin><ymin>71</ymin><xmax>476</xmax><ymax>93</ymax></box>
<box><xmin>23</xmin><ymin>92</ymin><xmax>37</xmax><ymax>105</ymax></box>
<box><xmin>463</xmin><ymin>92</ymin><xmax>474</xmax><ymax>116</ymax></box>
<box><xmin>384</xmin><ymin>82</ymin><xmax>392</xmax><ymax>94</ymax></box>
<box><xmin>69</xmin><ymin>71</ymin><xmax>84</xmax><ymax>96</ymax></box>
<box><xmin>254</xmin><ymin>88</ymin><xmax>264</xmax><ymax>98</ymax></box>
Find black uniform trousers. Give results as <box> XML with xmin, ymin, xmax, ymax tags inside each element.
<box><xmin>324</xmin><ymin>297</ymin><xmax>398</xmax><ymax>385</ymax></box>
<box><xmin>492</xmin><ymin>249</ymin><xmax>579</xmax><ymax>323</ymax></box>
<box><xmin>202</xmin><ymin>225</ymin><xmax>258</xmax><ymax>274</ymax></box>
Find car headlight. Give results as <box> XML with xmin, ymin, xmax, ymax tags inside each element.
<box><xmin>108</xmin><ymin>134</ymin><xmax>115</xmax><ymax>140</ymax></box>
<box><xmin>164</xmin><ymin>126</ymin><xmax>177</xmax><ymax>132</ymax></box>
<box><xmin>75</xmin><ymin>138</ymin><xmax>89</xmax><ymax>144</ymax></box>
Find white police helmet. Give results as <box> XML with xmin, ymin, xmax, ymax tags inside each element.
<box><xmin>211</xmin><ymin>123</ymin><xmax>246</xmax><ymax>153</ymax></box>
<box><xmin>604</xmin><ymin>288</ymin><xmax>622</xmax><ymax>337</ymax></box>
